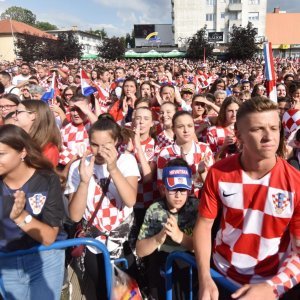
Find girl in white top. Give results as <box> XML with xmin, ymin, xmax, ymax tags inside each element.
<box><xmin>66</xmin><ymin>114</ymin><xmax>140</xmax><ymax>299</ymax></box>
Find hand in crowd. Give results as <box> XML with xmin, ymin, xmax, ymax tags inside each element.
<box><xmin>133</xmin><ymin>122</ymin><xmax>141</xmax><ymax>150</ymax></box>
<box><xmin>73</xmin><ymin>100</ymin><xmax>91</xmax><ymax>115</ymax></box>
<box><xmin>122</xmin><ymin>96</ymin><xmax>128</xmax><ymax>114</ymax></box>
<box><xmin>9</xmin><ymin>190</ymin><xmax>26</xmax><ymax>221</ymax></box>
<box><xmin>221</xmin><ymin>135</ymin><xmax>236</xmax><ymax>150</ymax></box>
<box><xmin>164</xmin><ymin>214</ymin><xmax>183</xmax><ymax>244</ymax></box>
<box><xmin>98</xmin><ymin>143</ymin><xmax>118</xmax><ymax>172</ymax></box>
<box><xmin>231</xmin><ymin>282</ymin><xmax>276</xmax><ymax>300</ymax></box>
<box><xmin>79</xmin><ymin>152</ymin><xmax>95</xmax><ymax>184</ymax></box>
<box><xmin>198</xmin><ymin>276</ymin><xmax>219</xmax><ymax>300</ymax></box>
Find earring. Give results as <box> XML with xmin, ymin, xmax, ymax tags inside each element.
<box><xmin>21</xmin><ymin>157</ymin><xmax>24</xmax><ymax>162</ymax></box>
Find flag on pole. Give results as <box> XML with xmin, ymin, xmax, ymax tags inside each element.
<box><xmin>263</xmin><ymin>42</ymin><xmax>277</xmax><ymax>103</ymax></box>
<box><xmin>80</xmin><ymin>69</ymin><xmax>97</xmax><ymax>96</ymax></box>
<box><xmin>41</xmin><ymin>72</ymin><xmax>55</xmax><ymax>102</ymax></box>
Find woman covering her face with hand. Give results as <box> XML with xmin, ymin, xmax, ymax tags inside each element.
<box><xmin>66</xmin><ymin>114</ymin><xmax>140</xmax><ymax>300</ymax></box>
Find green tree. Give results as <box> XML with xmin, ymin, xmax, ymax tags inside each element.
<box><xmin>35</xmin><ymin>21</ymin><xmax>58</xmax><ymax>31</ymax></box>
<box><xmin>15</xmin><ymin>32</ymin><xmax>60</xmax><ymax>61</ymax></box>
<box><xmin>227</xmin><ymin>22</ymin><xmax>259</xmax><ymax>60</ymax></box>
<box><xmin>97</xmin><ymin>37</ymin><xmax>125</xmax><ymax>59</ymax></box>
<box><xmin>57</xmin><ymin>32</ymin><xmax>83</xmax><ymax>60</ymax></box>
<box><xmin>87</xmin><ymin>28</ymin><xmax>107</xmax><ymax>39</ymax></box>
<box><xmin>1</xmin><ymin>6</ymin><xmax>36</xmax><ymax>26</ymax></box>
<box><xmin>125</xmin><ymin>30</ymin><xmax>135</xmax><ymax>48</ymax></box>
<box><xmin>186</xmin><ymin>27</ymin><xmax>214</xmax><ymax>59</ymax></box>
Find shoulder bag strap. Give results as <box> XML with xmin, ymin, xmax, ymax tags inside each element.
<box><xmin>86</xmin><ymin>175</ymin><xmax>111</xmax><ymax>228</ymax></box>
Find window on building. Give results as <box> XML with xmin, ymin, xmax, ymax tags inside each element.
<box><xmin>249</xmin><ymin>0</ymin><xmax>260</xmax><ymax>4</ymax></box>
<box><xmin>248</xmin><ymin>12</ymin><xmax>259</xmax><ymax>21</ymax></box>
<box><xmin>229</xmin><ymin>0</ymin><xmax>241</xmax><ymax>3</ymax></box>
<box><xmin>221</xmin><ymin>12</ymin><xmax>226</xmax><ymax>19</ymax></box>
<box><xmin>206</xmin><ymin>0</ymin><xmax>216</xmax><ymax>5</ymax></box>
<box><xmin>206</xmin><ymin>13</ymin><xmax>215</xmax><ymax>21</ymax></box>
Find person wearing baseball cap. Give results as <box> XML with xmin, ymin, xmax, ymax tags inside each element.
<box><xmin>136</xmin><ymin>158</ymin><xmax>199</xmax><ymax>299</ymax></box>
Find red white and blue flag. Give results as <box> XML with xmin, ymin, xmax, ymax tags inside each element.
<box><xmin>41</xmin><ymin>72</ymin><xmax>55</xmax><ymax>102</ymax></box>
<box><xmin>81</xmin><ymin>69</ymin><xmax>97</xmax><ymax>96</ymax></box>
<box><xmin>263</xmin><ymin>42</ymin><xmax>277</xmax><ymax>103</ymax></box>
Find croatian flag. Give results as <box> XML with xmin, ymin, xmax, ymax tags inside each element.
<box><xmin>263</xmin><ymin>42</ymin><xmax>277</xmax><ymax>103</ymax></box>
<box><xmin>81</xmin><ymin>69</ymin><xmax>97</xmax><ymax>96</ymax></box>
<box><xmin>41</xmin><ymin>72</ymin><xmax>55</xmax><ymax>102</ymax></box>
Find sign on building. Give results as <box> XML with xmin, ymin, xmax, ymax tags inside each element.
<box><xmin>208</xmin><ymin>32</ymin><xmax>224</xmax><ymax>42</ymax></box>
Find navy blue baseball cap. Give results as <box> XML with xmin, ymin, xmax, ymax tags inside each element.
<box><xmin>162</xmin><ymin>166</ymin><xmax>192</xmax><ymax>191</ymax></box>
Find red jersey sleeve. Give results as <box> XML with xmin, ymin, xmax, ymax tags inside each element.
<box><xmin>198</xmin><ymin>167</ymin><xmax>220</xmax><ymax>219</ymax></box>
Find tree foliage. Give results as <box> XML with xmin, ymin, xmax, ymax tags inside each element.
<box><xmin>35</xmin><ymin>21</ymin><xmax>58</xmax><ymax>31</ymax></box>
<box><xmin>87</xmin><ymin>28</ymin><xmax>107</xmax><ymax>39</ymax></box>
<box><xmin>1</xmin><ymin>6</ymin><xmax>36</xmax><ymax>25</ymax></box>
<box><xmin>97</xmin><ymin>37</ymin><xmax>125</xmax><ymax>59</ymax></box>
<box><xmin>186</xmin><ymin>27</ymin><xmax>214</xmax><ymax>59</ymax></box>
<box><xmin>15</xmin><ymin>31</ymin><xmax>83</xmax><ymax>61</ymax></box>
<box><xmin>227</xmin><ymin>22</ymin><xmax>259</xmax><ymax>60</ymax></box>
<box><xmin>125</xmin><ymin>30</ymin><xmax>135</xmax><ymax>48</ymax></box>
<box><xmin>57</xmin><ymin>32</ymin><xmax>83</xmax><ymax>60</ymax></box>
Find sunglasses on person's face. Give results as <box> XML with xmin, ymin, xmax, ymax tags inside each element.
<box><xmin>194</xmin><ymin>101</ymin><xmax>206</xmax><ymax>108</ymax></box>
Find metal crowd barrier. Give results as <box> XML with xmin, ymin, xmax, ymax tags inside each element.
<box><xmin>165</xmin><ymin>251</ymin><xmax>238</xmax><ymax>300</ymax></box>
<box><xmin>0</xmin><ymin>238</ymin><xmax>113</xmax><ymax>300</ymax></box>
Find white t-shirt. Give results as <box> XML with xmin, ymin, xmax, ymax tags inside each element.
<box><xmin>12</xmin><ymin>74</ymin><xmax>30</xmax><ymax>86</ymax></box>
<box><xmin>5</xmin><ymin>85</ymin><xmax>20</xmax><ymax>96</ymax></box>
<box><xmin>65</xmin><ymin>153</ymin><xmax>140</xmax><ymax>250</ymax></box>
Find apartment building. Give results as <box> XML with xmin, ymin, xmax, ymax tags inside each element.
<box><xmin>171</xmin><ymin>0</ymin><xmax>267</xmax><ymax>47</ymax></box>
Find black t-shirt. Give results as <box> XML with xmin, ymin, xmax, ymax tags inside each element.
<box><xmin>0</xmin><ymin>170</ymin><xmax>66</xmax><ymax>252</ymax></box>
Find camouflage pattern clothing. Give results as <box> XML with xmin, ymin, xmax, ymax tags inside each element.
<box><xmin>138</xmin><ymin>197</ymin><xmax>199</xmax><ymax>253</ymax></box>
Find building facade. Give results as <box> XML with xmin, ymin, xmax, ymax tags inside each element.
<box><xmin>172</xmin><ymin>0</ymin><xmax>267</xmax><ymax>47</ymax></box>
<box><xmin>46</xmin><ymin>27</ymin><xmax>102</xmax><ymax>58</ymax></box>
<box><xmin>266</xmin><ymin>8</ymin><xmax>300</xmax><ymax>58</ymax></box>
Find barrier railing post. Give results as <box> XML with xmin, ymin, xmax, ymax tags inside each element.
<box><xmin>165</xmin><ymin>251</ymin><xmax>238</xmax><ymax>300</ymax></box>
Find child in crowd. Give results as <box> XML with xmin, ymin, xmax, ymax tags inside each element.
<box><xmin>136</xmin><ymin>158</ymin><xmax>198</xmax><ymax>300</ymax></box>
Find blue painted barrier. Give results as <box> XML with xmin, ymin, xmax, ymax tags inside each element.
<box><xmin>165</xmin><ymin>251</ymin><xmax>238</xmax><ymax>300</ymax></box>
<box><xmin>0</xmin><ymin>238</ymin><xmax>112</xmax><ymax>300</ymax></box>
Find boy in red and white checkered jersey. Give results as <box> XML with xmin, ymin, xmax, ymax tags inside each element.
<box><xmin>194</xmin><ymin>97</ymin><xmax>300</xmax><ymax>300</ymax></box>
<box><xmin>157</xmin><ymin>111</ymin><xmax>214</xmax><ymax>198</ymax></box>
<box><xmin>59</xmin><ymin>95</ymin><xmax>98</xmax><ymax>165</ymax></box>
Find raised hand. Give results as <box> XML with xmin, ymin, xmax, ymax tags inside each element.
<box><xmin>164</xmin><ymin>215</ymin><xmax>183</xmax><ymax>244</ymax></box>
<box><xmin>99</xmin><ymin>143</ymin><xmax>118</xmax><ymax>172</ymax></box>
<box><xmin>79</xmin><ymin>152</ymin><xmax>95</xmax><ymax>184</ymax></box>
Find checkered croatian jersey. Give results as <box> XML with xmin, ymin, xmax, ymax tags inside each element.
<box><xmin>65</xmin><ymin>154</ymin><xmax>140</xmax><ymax>254</ymax></box>
<box><xmin>282</xmin><ymin>109</ymin><xmax>300</xmax><ymax>138</ymax></box>
<box><xmin>156</xmin><ymin>130</ymin><xmax>174</xmax><ymax>150</ymax></box>
<box><xmin>135</xmin><ymin>137</ymin><xmax>160</xmax><ymax>209</ymax></box>
<box><xmin>59</xmin><ymin>122</ymin><xmax>91</xmax><ymax>165</ymax></box>
<box><xmin>194</xmin><ymin>119</ymin><xmax>210</xmax><ymax>143</ymax></box>
<box><xmin>157</xmin><ymin>141</ymin><xmax>214</xmax><ymax>197</ymax></box>
<box><xmin>206</xmin><ymin>126</ymin><xmax>237</xmax><ymax>157</ymax></box>
<box><xmin>199</xmin><ymin>155</ymin><xmax>300</xmax><ymax>292</ymax></box>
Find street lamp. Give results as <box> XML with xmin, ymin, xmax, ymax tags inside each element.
<box><xmin>4</xmin><ymin>14</ymin><xmax>17</xmax><ymax>59</ymax></box>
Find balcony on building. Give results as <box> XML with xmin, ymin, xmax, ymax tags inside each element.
<box><xmin>228</xmin><ymin>0</ymin><xmax>242</xmax><ymax>11</ymax></box>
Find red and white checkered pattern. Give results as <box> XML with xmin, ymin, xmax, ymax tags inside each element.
<box><xmin>156</xmin><ymin>130</ymin><xmax>174</xmax><ymax>150</ymax></box>
<box><xmin>59</xmin><ymin>122</ymin><xmax>91</xmax><ymax>165</ymax></box>
<box><xmin>206</xmin><ymin>126</ymin><xmax>236</xmax><ymax>157</ymax></box>
<box><xmin>157</xmin><ymin>141</ymin><xmax>214</xmax><ymax>197</ymax></box>
<box><xmin>282</xmin><ymin>109</ymin><xmax>300</xmax><ymax>138</ymax></box>
<box><xmin>194</xmin><ymin>120</ymin><xmax>210</xmax><ymax>143</ymax></box>
<box><xmin>38</xmin><ymin>76</ymin><xmax>50</xmax><ymax>90</ymax></box>
<box><xmin>199</xmin><ymin>155</ymin><xmax>300</xmax><ymax>291</ymax></box>
<box><xmin>267</xmin><ymin>253</ymin><xmax>300</xmax><ymax>297</ymax></box>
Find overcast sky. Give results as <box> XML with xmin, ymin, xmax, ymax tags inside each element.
<box><xmin>0</xmin><ymin>0</ymin><xmax>299</xmax><ymax>36</ymax></box>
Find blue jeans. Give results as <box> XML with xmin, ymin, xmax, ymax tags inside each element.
<box><xmin>0</xmin><ymin>249</ymin><xmax>65</xmax><ymax>300</ymax></box>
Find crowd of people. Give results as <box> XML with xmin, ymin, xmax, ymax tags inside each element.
<box><xmin>0</xmin><ymin>56</ymin><xmax>300</xmax><ymax>300</ymax></box>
